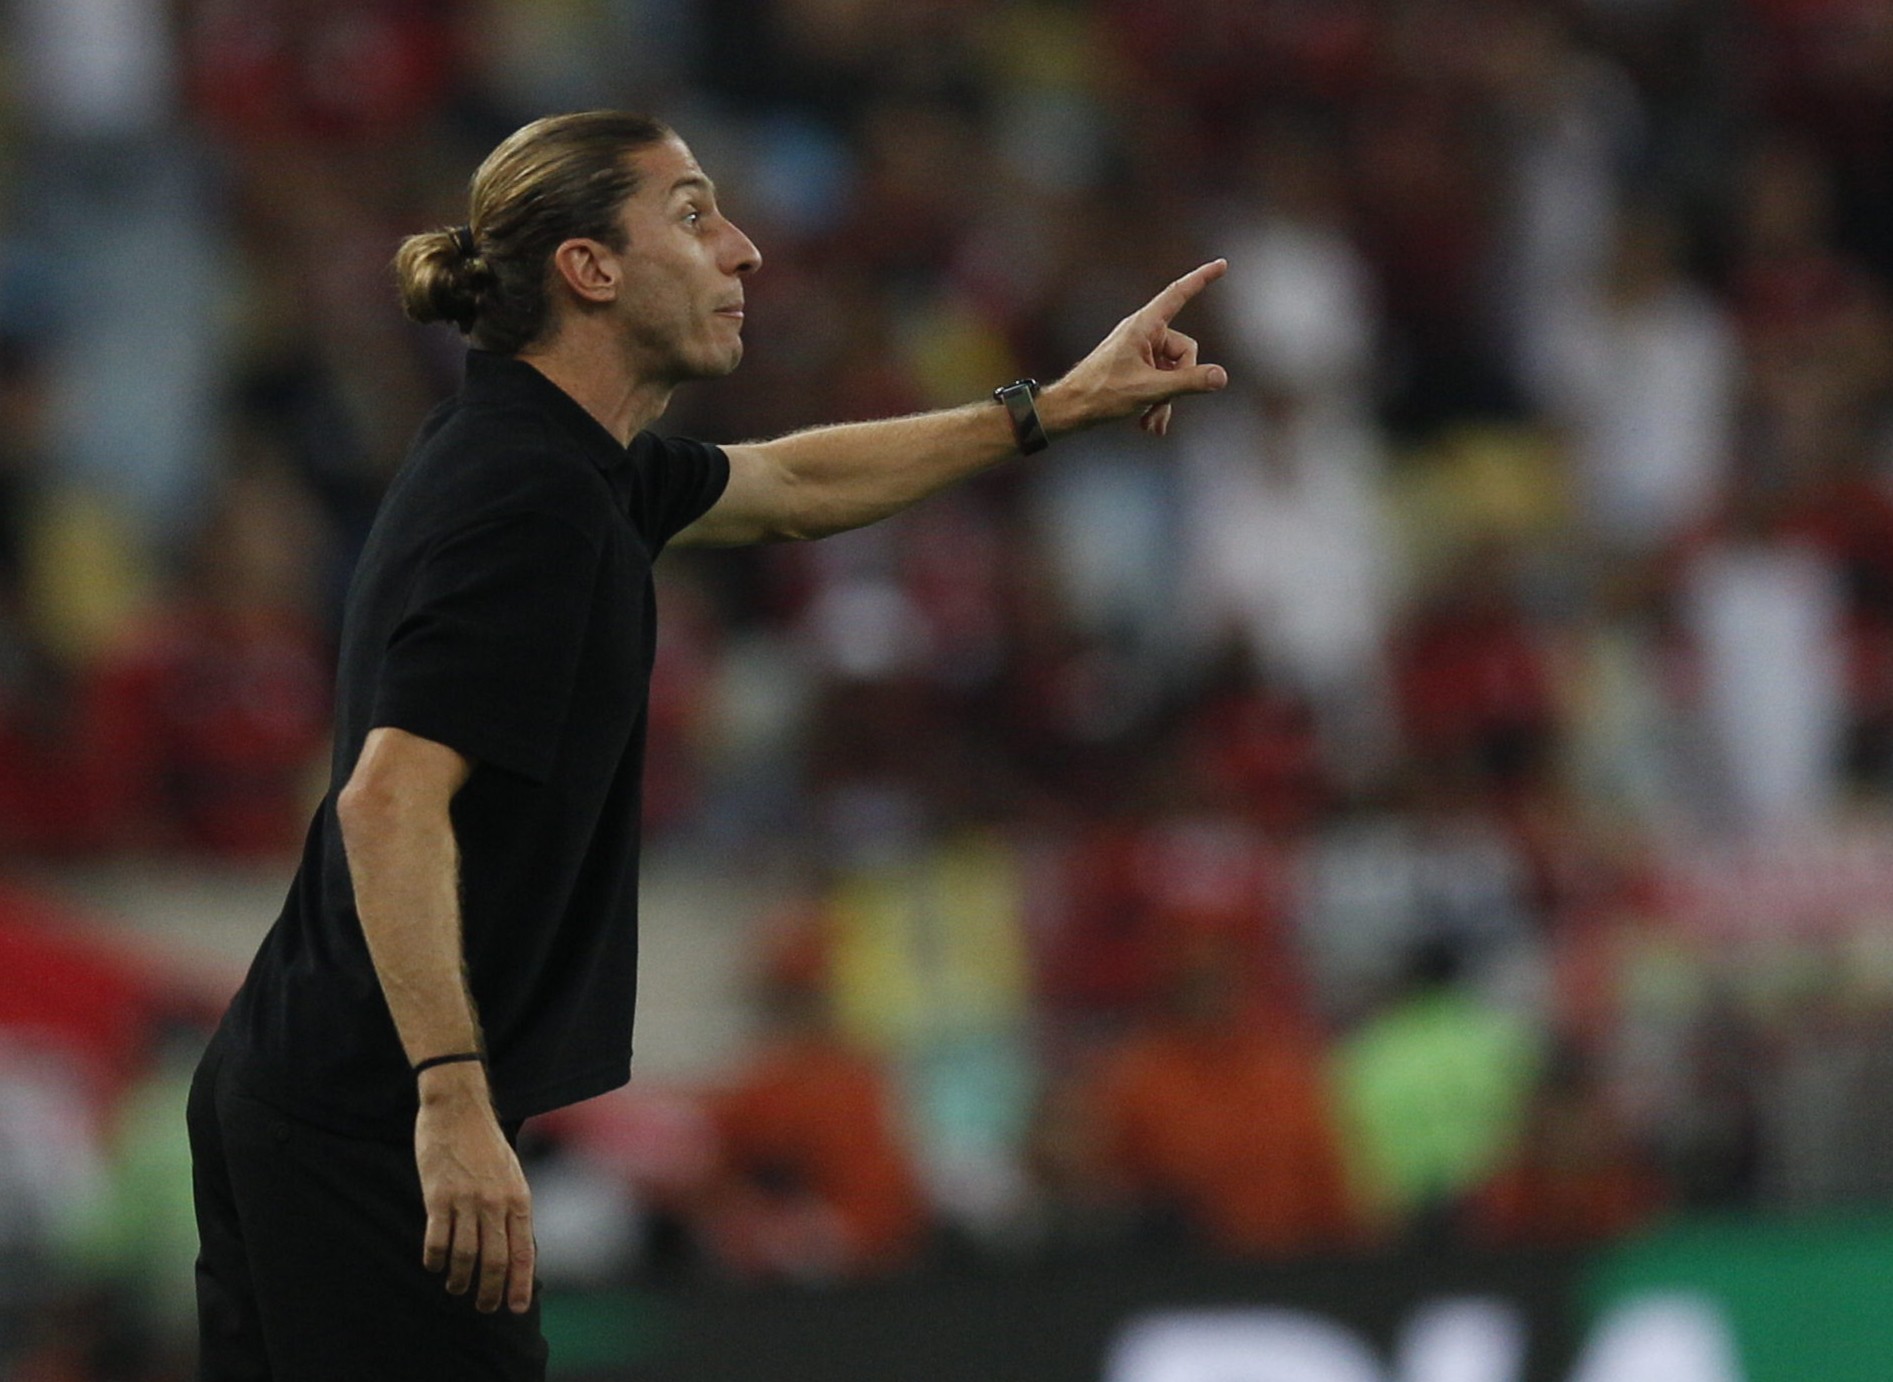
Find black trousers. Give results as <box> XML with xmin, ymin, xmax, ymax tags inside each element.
<box><xmin>188</xmin><ymin>1030</ymin><xmax>548</xmax><ymax>1381</ymax></box>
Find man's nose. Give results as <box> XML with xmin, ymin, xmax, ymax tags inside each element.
<box><xmin>726</xmin><ymin>222</ymin><xmax>761</xmax><ymax>276</ymax></box>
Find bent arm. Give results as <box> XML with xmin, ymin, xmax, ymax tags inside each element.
<box><xmin>337</xmin><ymin>725</ymin><xmax>537</xmax><ymax>1314</ymax></box>
<box><xmin>337</xmin><ymin>725</ymin><xmax>484</xmax><ymax>1097</ymax></box>
<box><xmin>672</xmin><ymin>259</ymin><xmax>1230</xmax><ymax>547</ymax></box>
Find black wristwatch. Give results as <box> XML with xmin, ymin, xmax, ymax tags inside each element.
<box><xmin>993</xmin><ymin>378</ymin><xmax>1049</xmax><ymax>455</ymax></box>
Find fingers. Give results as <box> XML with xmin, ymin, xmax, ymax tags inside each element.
<box><xmin>1178</xmin><ymin>363</ymin><xmax>1229</xmax><ymax>394</ymax></box>
<box><xmin>416</xmin><ymin>1109</ymin><xmax>535</xmax><ymax>1314</ymax></box>
<box><xmin>1140</xmin><ymin>361</ymin><xmax>1229</xmax><ymax>409</ymax></box>
<box><xmin>476</xmin><ymin>1201</ymin><xmax>510</xmax><ymax>1312</ymax></box>
<box><xmin>1159</xmin><ymin>330</ymin><xmax>1199</xmax><ymax>370</ymax></box>
<box><xmin>1060</xmin><ymin>258</ymin><xmax>1231</xmax><ymax>434</ymax></box>
<box><xmin>445</xmin><ymin>1205</ymin><xmax>479</xmax><ymax>1297</ymax></box>
<box><xmin>423</xmin><ymin>1197</ymin><xmax>451</xmax><ymax>1274</ymax></box>
<box><xmin>1131</xmin><ymin>357</ymin><xmax>1224</xmax><ymax>438</ymax></box>
<box><xmin>431</xmin><ymin>1196</ymin><xmax>533</xmax><ymax>1314</ymax></box>
<box><xmin>1141</xmin><ymin>258</ymin><xmax>1228</xmax><ymax>327</ymax></box>
<box><xmin>507</xmin><ymin>1204</ymin><xmax>535</xmax><ymax>1314</ymax></box>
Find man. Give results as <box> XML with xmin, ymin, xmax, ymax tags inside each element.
<box><xmin>187</xmin><ymin>110</ymin><xmax>1227</xmax><ymax>1379</ymax></box>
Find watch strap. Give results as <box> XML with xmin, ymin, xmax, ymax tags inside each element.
<box><xmin>994</xmin><ymin>378</ymin><xmax>1049</xmax><ymax>456</ymax></box>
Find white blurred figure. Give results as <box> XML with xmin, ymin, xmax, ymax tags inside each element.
<box><xmin>0</xmin><ymin>1035</ymin><xmax>107</xmax><ymax>1312</ymax></box>
<box><xmin>1031</xmin><ymin>428</ymin><xmax>1180</xmax><ymax>669</ymax></box>
<box><xmin>1535</xmin><ymin>211</ymin><xmax>1739</xmax><ymax>555</ymax></box>
<box><xmin>12</xmin><ymin>0</ymin><xmax>225</xmax><ymax>541</ymax></box>
<box><xmin>1485</xmin><ymin>4</ymin><xmax>1642</xmax><ymax>401</ymax></box>
<box><xmin>1178</xmin><ymin>391</ymin><xmax>1396</xmax><ymax>781</ymax></box>
<box><xmin>11</xmin><ymin>0</ymin><xmax>173</xmax><ymax>140</ymax></box>
<box><xmin>1683</xmin><ymin>513</ymin><xmax>1846</xmax><ymax>829</ymax></box>
<box><xmin>1219</xmin><ymin>219</ymin><xmax>1376</xmax><ymax>406</ymax></box>
<box><xmin>1181</xmin><ymin>122</ymin><xmax>1396</xmax><ymax>781</ymax></box>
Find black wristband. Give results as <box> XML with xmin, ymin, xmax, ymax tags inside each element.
<box><xmin>994</xmin><ymin>378</ymin><xmax>1049</xmax><ymax>455</ymax></box>
<box><xmin>412</xmin><ymin>1051</ymin><xmax>484</xmax><ymax>1077</ymax></box>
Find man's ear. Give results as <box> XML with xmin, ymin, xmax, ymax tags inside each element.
<box><xmin>549</xmin><ymin>238</ymin><xmax>620</xmax><ymax>305</ymax></box>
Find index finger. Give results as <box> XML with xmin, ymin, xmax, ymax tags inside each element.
<box><xmin>1140</xmin><ymin>259</ymin><xmax>1228</xmax><ymax>327</ymax></box>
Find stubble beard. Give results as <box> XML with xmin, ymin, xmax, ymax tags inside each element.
<box><xmin>625</xmin><ymin>314</ymin><xmax>742</xmax><ymax>388</ymax></box>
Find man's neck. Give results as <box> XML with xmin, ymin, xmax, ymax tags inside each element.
<box><xmin>516</xmin><ymin>327</ymin><xmax>673</xmax><ymax>447</ymax></box>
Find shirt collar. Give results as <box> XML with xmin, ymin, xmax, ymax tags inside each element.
<box><xmin>459</xmin><ymin>349</ymin><xmax>632</xmax><ymax>473</ymax></box>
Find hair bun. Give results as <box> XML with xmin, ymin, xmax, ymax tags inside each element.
<box><xmin>393</xmin><ymin>226</ymin><xmax>484</xmax><ymax>332</ymax></box>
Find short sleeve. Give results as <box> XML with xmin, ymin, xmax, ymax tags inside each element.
<box><xmin>621</xmin><ymin>433</ymin><xmax>730</xmax><ymax>552</ymax></box>
<box><xmin>372</xmin><ymin>511</ymin><xmax>602</xmax><ymax>783</ymax></box>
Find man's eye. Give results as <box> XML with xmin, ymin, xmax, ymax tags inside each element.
<box><xmin>684</xmin><ymin>209</ymin><xmax>702</xmax><ymax>227</ymax></box>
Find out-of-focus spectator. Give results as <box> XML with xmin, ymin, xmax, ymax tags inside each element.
<box><xmin>1679</xmin><ymin>476</ymin><xmax>1846</xmax><ymax>829</ymax></box>
<box><xmin>1030</xmin><ymin>428</ymin><xmax>1182</xmax><ymax>675</ymax></box>
<box><xmin>1178</xmin><ymin>387</ymin><xmax>1396</xmax><ymax>780</ymax></box>
<box><xmin>1730</xmin><ymin>136</ymin><xmax>1893</xmax><ymax>443</ymax></box>
<box><xmin>1216</xmin><ymin>114</ymin><xmax>1376</xmax><ymax>403</ymax></box>
<box><xmin>0</xmin><ymin>335</ymin><xmax>47</xmax><ymax>591</ymax></box>
<box><xmin>528</xmin><ymin>1082</ymin><xmax>722</xmax><ymax>1287</ymax></box>
<box><xmin>1034</xmin><ymin>799</ymin><xmax>1298</xmax><ymax>1030</ymax></box>
<box><xmin>824</xmin><ymin>827</ymin><xmax>1039</xmax><ymax>1241</ymax></box>
<box><xmin>0</xmin><ymin>335</ymin><xmax>89</xmax><ymax>856</ymax></box>
<box><xmin>70</xmin><ymin>1013</ymin><xmax>209</xmax><ymax>1377</ymax></box>
<box><xmin>1533</xmin><ymin>208</ymin><xmax>1739</xmax><ymax>555</ymax></box>
<box><xmin>1758</xmin><ymin>978</ymin><xmax>1893</xmax><ymax>1210</ymax></box>
<box><xmin>702</xmin><ymin>922</ymin><xmax>927</xmax><ymax>1280</ymax></box>
<box><xmin>1489</xmin><ymin>4</ymin><xmax>1641</xmax><ymax>396</ymax></box>
<box><xmin>1769</xmin><ymin>440</ymin><xmax>1893</xmax><ymax>792</ymax></box>
<box><xmin>1563</xmin><ymin>555</ymin><xmax>1705</xmax><ymax>828</ymax></box>
<box><xmin>0</xmin><ymin>883</ymin><xmax>160</xmax><ymax>1103</ymax></box>
<box><xmin>78</xmin><ymin>462</ymin><xmax>331</xmax><ymax>856</ymax></box>
<box><xmin>458</xmin><ymin>0</ymin><xmax>696</xmax><ymax>121</ymax></box>
<box><xmin>1350</xmin><ymin>32</ymin><xmax>1514</xmax><ymax>435</ymax></box>
<box><xmin>11</xmin><ymin>0</ymin><xmax>175</xmax><ymax>143</ymax></box>
<box><xmin>1083</xmin><ymin>940</ymin><xmax>1358</xmax><ymax>1258</ymax></box>
<box><xmin>0</xmin><ymin>884</ymin><xmax>161</xmax><ymax>1334</ymax></box>
<box><xmin>15</xmin><ymin>0</ymin><xmax>225</xmax><ymax>541</ymax></box>
<box><xmin>0</xmin><ymin>1035</ymin><xmax>106</xmax><ymax>1314</ymax></box>
<box><xmin>180</xmin><ymin>0</ymin><xmax>459</xmax><ymax>149</ymax></box>
<box><xmin>1295</xmin><ymin>773</ymin><xmax>1541</xmax><ymax>1026</ymax></box>
<box><xmin>1182</xmin><ymin>105</ymin><xmax>1388</xmax><ymax>729</ymax></box>
<box><xmin>1179</xmin><ymin>653</ymin><xmax>1329</xmax><ymax>833</ymax></box>
<box><xmin>1653</xmin><ymin>988</ymin><xmax>1766</xmax><ymax>1210</ymax></box>
<box><xmin>1468</xmin><ymin>1043</ymin><xmax>1668</xmax><ymax>1247</ymax></box>
<box><xmin>1332</xmin><ymin>939</ymin><xmax>1541</xmax><ymax>1234</ymax></box>
<box><xmin>1392</xmin><ymin>545</ymin><xmax>1559</xmax><ymax>788</ymax></box>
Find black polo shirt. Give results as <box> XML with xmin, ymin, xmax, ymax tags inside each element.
<box><xmin>220</xmin><ymin>349</ymin><xmax>730</xmax><ymax>1137</ymax></box>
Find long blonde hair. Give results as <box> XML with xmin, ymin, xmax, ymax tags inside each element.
<box><xmin>393</xmin><ymin>111</ymin><xmax>672</xmax><ymax>354</ymax></box>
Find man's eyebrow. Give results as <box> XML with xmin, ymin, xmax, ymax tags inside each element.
<box><xmin>668</xmin><ymin>174</ymin><xmax>714</xmax><ymax>198</ymax></box>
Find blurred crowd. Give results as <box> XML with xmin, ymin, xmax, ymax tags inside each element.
<box><xmin>2</xmin><ymin>0</ymin><xmax>1893</xmax><ymax>1374</ymax></box>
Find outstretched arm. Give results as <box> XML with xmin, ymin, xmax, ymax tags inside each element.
<box><xmin>672</xmin><ymin>259</ymin><xmax>1230</xmax><ymax>547</ymax></box>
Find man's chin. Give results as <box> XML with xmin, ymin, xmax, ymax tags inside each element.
<box><xmin>659</xmin><ymin>341</ymin><xmax>743</xmax><ymax>387</ymax></box>
<box><xmin>700</xmin><ymin>342</ymin><xmax>744</xmax><ymax>378</ymax></box>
